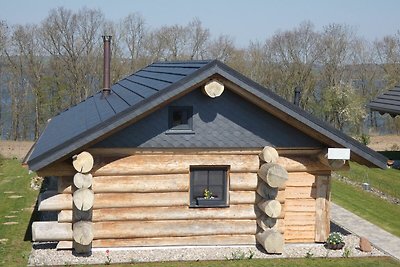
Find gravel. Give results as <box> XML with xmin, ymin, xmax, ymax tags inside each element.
<box><xmin>28</xmin><ymin>234</ymin><xmax>386</xmax><ymax>266</ymax></box>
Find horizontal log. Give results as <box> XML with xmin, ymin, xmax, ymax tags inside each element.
<box><xmin>73</xmin><ymin>173</ymin><xmax>92</xmax><ymax>189</ymax></box>
<box><xmin>256</xmin><ymin>190</ymin><xmax>285</xmax><ymax>204</ymax></box>
<box><xmin>38</xmin><ymin>191</ymin><xmax>72</xmax><ymax>211</ymax></box>
<box><xmin>285</xmin><ymin>199</ymin><xmax>316</xmax><ymax>212</ymax></box>
<box><xmin>256</xmin><ymin>216</ymin><xmax>284</xmax><ymax>232</ymax></box>
<box><xmin>34</xmin><ymin>220</ymin><xmax>257</xmax><ymax>241</ymax></box>
<box><xmin>94</xmin><ymin>174</ymin><xmax>189</xmax><ymax>193</ymax></box>
<box><xmin>258</xmin><ymin>163</ymin><xmax>288</xmax><ymax>188</ymax></box>
<box><xmin>73</xmin><ymin>221</ymin><xmax>93</xmax><ymax>245</ymax></box>
<box><xmin>276</xmin><ymin>156</ymin><xmax>331</xmax><ymax>173</ymax></box>
<box><xmin>59</xmin><ymin>173</ymin><xmax>258</xmax><ymax>194</ymax></box>
<box><xmin>286</xmin><ymin>172</ymin><xmax>316</xmax><ymax>187</ymax></box>
<box><xmin>229</xmin><ymin>173</ymin><xmax>258</xmax><ymax>191</ymax></box>
<box><xmin>285</xmin><ymin>186</ymin><xmax>316</xmax><ymax>199</ymax></box>
<box><xmin>256</xmin><ymin>230</ymin><xmax>284</xmax><ymax>254</ymax></box>
<box><xmin>32</xmin><ymin>222</ymin><xmax>72</xmax><ymax>241</ymax></box>
<box><xmin>94</xmin><ymin>220</ymin><xmax>257</xmax><ymax>239</ymax></box>
<box><xmin>39</xmin><ymin>154</ymin><xmax>259</xmax><ymax>176</ymax></box>
<box><xmin>284</xmin><ymin>212</ymin><xmax>316</xmax><ymax>225</ymax></box>
<box><xmin>41</xmin><ymin>190</ymin><xmax>260</xmax><ymax>211</ymax></box>
<box><xmin>58</xmin><ymin>204</ymin><xmax>258</xmax><ymax>223</ymax></box>
<box><xmin>284</xmin><ymin>230</ymin><xmax>316</xmax><ymax>241</ymax></box>
<box><xmin>259</xmin><ymin>146</ymin><xmax>279</xmax><ymax>163</ymax></box>
<box><xmin>72</xmin><ymin>151</ymin><xmax>94</xmax><ymax>173</ymax></box>
<box><xmin>230</xmin><ymin>191</ymin><xmax>257</xmax><ymax>204</ymax></box>
<box><xmin>257</xmin><ymin>199</ymin><xmax>282</xmax><ymax>218</ymax></box>
<box><xmin>73</xmin><ymin>188</ymin><xmax>94</xmax><ymax>211</ymax></box>
<box><xmin>58</xmin><ymin>235</ymin><xmax>257</xmax><ymax>249</ymax></box>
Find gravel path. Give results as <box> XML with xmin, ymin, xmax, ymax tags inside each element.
<box><xmin>28</xmin><ymin>234</ymin><xmax>385</xmax><ymax>266</ymax></box>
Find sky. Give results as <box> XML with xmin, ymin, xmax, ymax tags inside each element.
<box><xmin>0</xmin><ymin>0</ymin><xmax>399</xmax><ymax>47</ymax></box>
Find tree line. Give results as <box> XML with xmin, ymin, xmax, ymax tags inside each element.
<box><xmin>0</xmin><ymin>7</ymin><xmax>400</xmax><ymax>141</ymax></box>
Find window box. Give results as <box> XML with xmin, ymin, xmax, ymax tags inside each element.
<box><xmin>195</xmin><ymin>197</ymin><xmax>227</xmax><ymax>207</ymax></box>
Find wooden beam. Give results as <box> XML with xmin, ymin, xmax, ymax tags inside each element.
<box><xmin>58</xmin><ymin>235</ymin><xmax>257</xmax><ymax>249</ymax></box>
<box><xmin>58</xmin><ymin>204</ymin><xmax>258</xmax><ymax>223</ymax></box>
<box><xmin>32</xmin><ymin>222</ymin><xmax>72</xmax><ymax>241</ymax></box>
<box><xmin>93</xmin><ymin>219</ymin><xmax>257</xmax><ymax>239</ymax></box>
<box><xmin>315</xmin><ymin>175</ymin><xmax>330</xmax><ymax>242</ymax></box>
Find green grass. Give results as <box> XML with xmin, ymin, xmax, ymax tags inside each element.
<box><xmin>337</xmin><ymin>162</ymin><xmax>400</xmax><ymax>199</ymax></box>
<box><xmin>0</xmin><ymin>157</ymin><xmax>38</xmax><ymax>267</ymax></box>
<box><xmin>331</xmin><ymin>178</ymin><xmax>400</xmax><ymax>237</ymax></box>
<box><xmin>109</xmin><ymin>257</ymin><xmax>399</xmax><ymax>267</ymax></box>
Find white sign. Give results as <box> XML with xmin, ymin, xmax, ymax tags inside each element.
<box><xmin>328</xmin><ymin>148</ymin><xmax>350</xmax><ymax>160</ymax></box>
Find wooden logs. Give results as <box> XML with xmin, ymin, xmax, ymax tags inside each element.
<box><xmin>72</xmin><ymin>151</ymin><xmax>94</xmax><ymax>173</ymax></box>
<box><xmin>258</xmin><ymin>163</ymin><xmax>288</xmax><ymax>188</ymax></box>
<box><xmin>318</xmin><ymin>149</ymin><xmax>346</xmax><ymax>170</ymax></box>
<box><xmin>257</xmin><ymin>199</ymin><xmax>282</xmax><ymax>218</ymax></box>
<box><xmin>203</xmin><ymin>80</ymin><xmax>224</xmax><ymax>98</ymax></box>
<box><xmin>58</xmin><ymin>204</ymin><xmax>257</xmax><ymax>223</ymax></box>
<box><xmin>73</xmin><ymin>221</ymin><xmax>93</xmax><ymax>245</ymax></box>
<box><xmin>73</xmin><ymin>188</ymin><xmax>94</xmax><ymax>211</ymax></box>
<box><xmin>256</xmin><ymin>146</ymin><xmax>286</xmax><ymax>253</ymax></box>
<box><xmin>94</xmin><ymin>220</ymin><xmax>257</xmax><ymax>239</ymax></box>
<box><xmin>73</xmin><ymin>173</ymin><xmax>93</xmax><ymax>189</ymax></box>
<box><xmin>72</xmin><ymin>151</ymin><xmax>94</xmax><ymax>254</ymax></box>
<box><xmin>259</xmin><ymin>146</ymin><xmax>279</xmax><ymax>163</ymax></box>
<box><xmin>256</xmin><ymin>230</ymin><xmax>284</xmax><ymax>254</ymax></box>
<box><xmin>32</xmin><ymin>222</ymin><xmax>72</xmax><ymax>241</ymax></box>
<box><xmin>257</xmin><ymin>182</ymin><xmax>279</xmax><ymax>200</ymax></box>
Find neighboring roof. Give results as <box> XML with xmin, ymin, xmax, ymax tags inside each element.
<box><xmin>25</xmin><ymin>60</ymin><xmax>388</xmax><ymax>171</ymax></box>
<box><xmin>368</xmin><ymin>86</ymin><xmax>400</xmax><ymax>116</ymax></box>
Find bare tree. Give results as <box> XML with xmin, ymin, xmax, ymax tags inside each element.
<box><xmin>120</xmin><ymin>13</ymin><xmax>147</xmax><ymax>69</ymax></box>
<box><xmin>187</xmin><ymin>18</ymin><xmax>210</xmax><ymax>60</ymax></box>
<box><xmin>40</xmin><ymin>7</ymin><xmax>104</xmax><ymax>105</ymax></box>
<box><xmin>207</xmin><ymin>34</ymin><xmax>236</xmax><ymax>62</ymax></box>
<box><xmin>374</xmin><ymin>32</ymin><xmax>400</xmax><ymax>88</ymax></box>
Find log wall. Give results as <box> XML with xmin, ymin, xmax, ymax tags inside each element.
<box><xmin>34</xmin><ymin>149</ymin><xmax>332</xmax><ymax>248</ymax></box>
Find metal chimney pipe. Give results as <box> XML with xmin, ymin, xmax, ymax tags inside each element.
<box><xmin>293</xmin><ymin>86</ymin><xmax>301</xmax><ymax>106</ymax></box>
<box><xmin>102</xmin><ymin>35</ymin><xmax>112</xmax><ymax>95</ymax></box>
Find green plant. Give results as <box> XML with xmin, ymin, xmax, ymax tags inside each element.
<box><xmin>226</xmin><ymin>249</ymin><xmax>255</xmax><ymax>260</ymax></box>
<box><xmin>326</xmin><ymin>232</ymin><xmax>344</xmax><ymax>247</ymax></box>
<box><xmin>105</xmin><ymin>249</ymin><xmax>111</xmax><ymax>265</ymax></box>
<box><xmin>356</xmin><ymin>133</ymin><xmax>370</xmax><ymax>145</ymax></box>
<box><xmin>203</xmin><ymin>189</ymin><xmax>213</xmax><ymax>199</ymax></box>
<box><xmin>342</xmin><ymin>247</ymin><xmax>351</xmax><ymax>258</ymax></box>
<box><xmin>305</xmin><ymin>250</ymin><xmax>313</xmax><ymax>258</ymax></box>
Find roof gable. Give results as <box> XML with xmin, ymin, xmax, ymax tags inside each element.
<box><xmin>25</xmin><ymin>60</ymin><xmax>387</xmax><ymax>171</ymax></box>
<box><xmin>94</xmin><ymin>88</ymin><xmax>323</xmax><ymax>149</ymax></box>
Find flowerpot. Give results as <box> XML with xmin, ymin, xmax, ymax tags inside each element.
<box><xmin>326</xmin><ymin>242</ymin><xmax>345</xmax><ymax>250</ymax></box>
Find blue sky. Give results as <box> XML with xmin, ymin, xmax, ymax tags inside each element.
<box><xmin>1</xmin><ymin>0</ymin><xmax>399</xmax><ymax>47</ymax></box>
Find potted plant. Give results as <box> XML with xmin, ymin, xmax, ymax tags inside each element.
<box><xmin>325</xmin><ymin>232</ymin><xmax>345</xmax><ymax>250</ymax></box>
<box><xmin>196</xmin><ymin>188</ymin><xmax>226</xmax><ymax>205</ymax></box>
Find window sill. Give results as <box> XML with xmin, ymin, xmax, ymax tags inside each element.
<box><xmin>165</xmin><ymin>129</ymin><xmax>195</xmax><ymax>135</ymax></box>
<box><xmin>190</xmin><ymin>198</ymin><xmax>228</xmax><ymax>208</ymax></box>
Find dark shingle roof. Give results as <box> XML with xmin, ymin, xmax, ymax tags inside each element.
<box><xmin>368</xmin><ymin>86</ymin><xmax>400</xmax><ymax>116</ymax></box>
<box><xmin>25</xmin><ymin>60</ymin><xmax>387</xmax><ymax>171</ymax></box>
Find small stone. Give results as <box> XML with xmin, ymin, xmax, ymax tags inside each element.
<box><xmin>3</xmin><ymin>222</ymin><xmax>18</xmax><ymax>225</ymax></box>
<box><xmin>359</xmin><ymin>236</ymin><xmax>372</xmax><ymax>252</ymax></box>
<box><xmin>8</xmin><ymin>195</ymin><xmax>23</xmax><ymax>199</ymax></box>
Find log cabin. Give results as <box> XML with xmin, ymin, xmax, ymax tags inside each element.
<box><xmin>24</xmin><ymin>36</ymin><xmax>387</xmax><ymax>254</ymax></box>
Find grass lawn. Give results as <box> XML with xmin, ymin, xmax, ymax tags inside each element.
<box><xmin>331</xmin><ymin>178</ymin><xmax>400</xmax><ymax>237</ymax></box>
<box><xmin>0</xmin><ymin>157</ymin><xmax>38</xmax><ymax>267</ymax></box>
<box><xmin>336</xmin><ymin>162</ymin><xmax>400</xmax><ymax>199</ymax></box>
<box><xmin>110</xmin><ymin>257</ymin><xmax>399</xmax><ymax>266</ymax></box>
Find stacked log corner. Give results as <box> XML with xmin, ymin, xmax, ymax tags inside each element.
<box><xmin>72</xmin><ymin>151</ymin><xmax>94</xmax><ymax>254</ymax></box>
<box><xmin>256</xmin><ymin>146</ymin><xmax>287</xmax><ymax>254</ymax></box>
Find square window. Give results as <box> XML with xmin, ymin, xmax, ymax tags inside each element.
<box><xmin>168</xmin><ymin>106</ymin><xmax>193</xmax><ymax>131</ymax></box>
<box><xmin>190</xmin><ymin>167</ymin><xmax>228</xmax><ymax>208</ymax></box>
